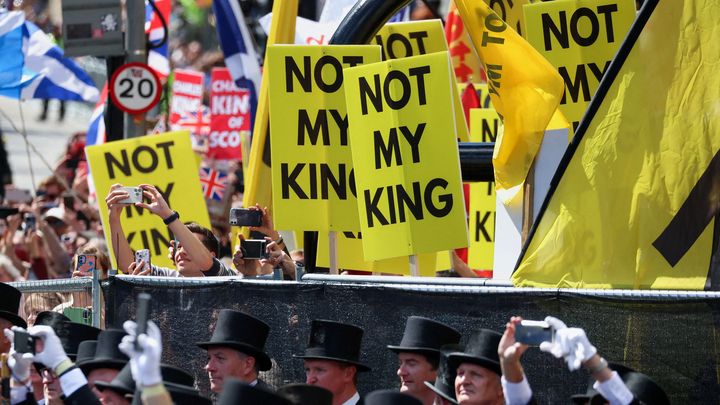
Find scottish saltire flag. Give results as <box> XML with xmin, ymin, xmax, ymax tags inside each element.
<box><xmin>145</xmin><ymin>0</ymin><xmax>171</xmax><ymax>79</ymax></box>
<box><xmin>199</xmin><ymin>166</ymin><xmax>228</xmax><ymax>201</ymax></box>
<box><xmin>212</xmin><ymin>0</ymin><xmax>261</xmax><ymax>127</ymax></box>
<box><xmin>86</xmin><ymin>84</ymin><xmax>108</xmax><ymax>146</ymax></box>
<box><xmin>22</xmin><ymin>20</ymin><xmax>98</xmax><ymax>102</ymax></box>
<box><xmin>0</xmin><ymin>11</ymin><xmax>37</xmax><ymax>98</ymax></box>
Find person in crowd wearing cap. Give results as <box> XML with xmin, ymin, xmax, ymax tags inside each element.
<box><xmin>570</xmin><ymin>363</ymin><xmax>670</xmax><ymax>405</ymax></box>
<box><xmin>447</xmin><ymin>330</ymin><xmax>504</xmax><ymax>405</ymax></box>
<box><xmin>216</xmin><ymin>379</ymin><xmax>290</xmax><ymax>405</ymax></box>
<box><xmin>424</xmin><ymin>346</ymin><xmax>461</xmax><ymax>405</ymax></box>
<box><xmin>79</xmin><ymin>329</ymin><xmax>129</xmax><ymax>398</ymax></box>
<box><xmin>105</xmin><ymin>184</ymin><xmax>236</xmax><ymax>277</ymax></box>
<box><xmin>118</xmin><ymin>319</ymin><xmax>211</xmax><ymax>405</ymax></box>
<box><xmin>388</xmin><ymin>317</ymin><xmax>461</xmax><ymax>405</ymax></box>
<box><xmin>196</xmin><ymin>309</ymin><xmax>273</xmax><ymax>394</ymax></box>
<box><xmin>296</xmin><ymin>320</ymin><xmax>370</xmax><ymax>405</ymax></box>
<box><xmin>278</xmin><ymin>383</ymin><xmax>333</xmax><ymax>405</ymax></box>
<box><xmin>364</xmin><ymin>390</ymin><xmax>422</xmax><ymax>405</ymax></box>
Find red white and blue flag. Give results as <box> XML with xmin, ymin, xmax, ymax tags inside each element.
<box><xmin>86</xmin><ymin>84</ymin><xmax>108</xmax><ymax>146</ymax></box>
<box><xmin>145</xmin><ymin>0</ymin><xmax>171</xmax><ymax>79</ymax></box>
<box><xmin>199</xmin><ymin>166</ymin><xmax>228</xmax><ymax>201</ymax></box>
<box><xmin>176</xmin><ymin>104</ymin><xmax>211</xmax><ymax>136</ymax></box>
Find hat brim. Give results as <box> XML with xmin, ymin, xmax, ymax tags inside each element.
<box><xmin>423</xmin><ymin>381</ymin><xmax>458</xmax><ymax>404</ymax></box>
<box><xmin>196</xmin><ymin>341</ymin><xmax>272</xmax><ymax>371</ymax></box>
<box><xmin>446</xmin><ymin>353</ymin><xmax>501</xmax><ymax>376</ymax></box>
<box><xmin>387</xmin><ymin>345</ymin><xmax>440</xmax><ymax>356</ymax></box>
<box><xmin>79</xmin><ymin>359</ymin><xmax>128</xmax><ymax>375</ymax></box>
<box><xmin>293</xmin><ymin>354</ymin><xmax>371</xmax><ymax>372</ymax></box>
<box><xmin>0</xmin><ymin>311</ymin><xmax>27</xmax><ymax>329</ymax></box>
<box><xmin>95</xmin><ymin>381</ymin><xmax>133</xmax><ymax>396</ymax></box>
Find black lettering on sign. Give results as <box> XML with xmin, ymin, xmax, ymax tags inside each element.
<box><xmin>105</xmin><ymin>141</ymin><xmax>175</xmax><ymax>179</ymax></box>
<box><xmin>342</xmin><ymin>231</ymin><xmax>362</xmax><ymax>239</ymax></box>
<box><xmin>280</xmin><ymin>163</ymin><xmax>356</xmax><ymax>200</ymax></box>
<box><xmin>482</xmin><ymin>117</ymin><xmax>499</xmax><ymax>142</ymax></box>
<box><xmin>285</xmin><ymin>55</ymin><xmax>365</xmax><ymax>93</ymax></box>
<box><xmin>486</xmin><ymin>64</ymin><xmax>503</xmax><ymax>96</ymax></box>
<box><xmin>363</xmin><ymin>178</ymin><xmax>453</xmax><ymax>227</ymax></box>
<box><xmin>474</xmin><ymin>211</ymin><xmax>494</xmax><ymax>242</ymax></box>
<box><xmin>127</xmin><ymin>227</ymin><xmax>173</xmax><ymax>257</ymax></box>
<box><xmin>373</xmin><ymin>123</ymin><xmax>426</xmax><ymax>169</ymax></box>
<box><xmin>558</xmin><ymin>61</ymin><xmax>610</xmax><ymax>104</ymax></box>
<box><xmin>541</xmin><ymin>4</ymin><xmax>619</xmax><ymax>51</ymax></box>
<box><xmin>125</xmin><ymin>183</ymin><xmax>174</xmax><ymax>219</ymax></box>
<box><xmin>297</xmin><ymin>109</ymin><xmax>348</xmax><ymax>146</ymax></box>
<box><xmin>482</xmin><ymin>13</ymin><xmax>507</xmax><ymax>46</ymax></box>
<box><xmin>374</xmin><ymin>31</ymin><xmax>429</xmax><ymax>60</ymax></box>
<box><xmin>358</xmin><ymin>66</ymin><xmax>431</xmax><ymax>115</ymax></box>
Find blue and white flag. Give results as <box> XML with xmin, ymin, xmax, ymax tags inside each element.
<box><xmin>21</xmin><ymin>21</ymin><xmax>99</xmax><ymax>102</ymax></box>
<box><xmin>212</xmin><ymin>0</ymin><xmax>262</xmax><ymax>127</ymax></box>
<box><xmin>0</xmin><ymin>11</ymin><xmax>37</xmax><ymax>98</ymax></box>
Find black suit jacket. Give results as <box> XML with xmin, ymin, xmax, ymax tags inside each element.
<box><xmin>255</xmin><ymin>378</ymin><xmax>272</xmax><ymax>391</ymax></box>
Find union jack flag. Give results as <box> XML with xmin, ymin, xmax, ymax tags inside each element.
<box><xmin>174</xmin><ymin>105</ymin><xmax>211</xmax><ymax>135</ymax></box>
<box><xmin>199</xmin><ymin>166</ymin><xmax>228</xmax><ymax>201</ymax></box>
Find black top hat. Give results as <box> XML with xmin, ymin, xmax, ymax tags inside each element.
<box><xmin>34</xmin><ymin>311</ymin><xmax>70</xmax><ymax>327</ymax></box>
<box><xmin>295</xmin><ymin>319</ymin><xmax>370</xmax><ymax>371</ymax></box>
<box><xmin>571</xmin><ymin>363</ymin><xmax>669</xmax><ymax>405</ymax></box>
<box><xmin>447</xmin><ymin>329</ymin><xmax>501</xmax><ymax>375</ymax></box>
<box><xmin>79</xmin><ymin>329</ymin><xmax>129</xmax><ymax>374</ymax></box>
<box><xmin>365</xmin><ymin>390</ymin><xmax>423</xmax><ymax>405</ymax></box>
<box><xmin>0</xmin><ymin>283</ymin><xmax>26</xmax><ymax>328</ymax></box>
<box><xmin>55</xmin><ymin>321</ymin><xmax>101</xmax><ymax>361</ymax></box>
<box><xmin>97</xmin><ymin>363</ymin><xmax>196</xmax><ymax>396</ymax></box>
<box><xmin>217</xmin><ymin>379</ymin><xmax>291</xmax><ymax>405</ymax></box>
<box><xmin>278</xmin><ymin>384</ymin><xmax>332</xmax><ymax>405</ymax></box>
<box><xmin>129</xmin><ymin>384</ymin><xmax>212</xmax><ymax>405</ymax></box>
<box><xmin>76</xmin><ymin>340</ymin><xmax>97</xmax><ymax>366</ymax></box>
<box><xmin>424</xmin><ymin>345</ymin><xmax>461</xmax><ymax>405</ymax></box>
<box><xmin>387</xmin><ymin>316</ymin><xmax>461</xmax><ymax>357</ymax></box>
<box><xmin>196</xmin><ymin>310</ymin><xmax>272</xmax><ymax>371</ymax></box>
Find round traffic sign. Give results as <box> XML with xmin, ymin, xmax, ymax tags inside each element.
<box><xmin>109</xmin><ymin>62</ymin><xmax>162</xmax><ymax>115</ymax></box>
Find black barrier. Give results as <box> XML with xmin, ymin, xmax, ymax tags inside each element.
<box><xmin>104</xmin><ymin>277</ymin><xmax>720</xmax><ymax>403</ymax></box>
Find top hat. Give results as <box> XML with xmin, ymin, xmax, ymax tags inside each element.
<box><xmin>387</xmin><ymin>316</ymin><xmax>461</xmax><ymax>356</ymax></box>
<box><xmin>571</xmin><ymin>363</ymin><xmax>669</xmax><ymax>405</ymax></box>
<box><xmin>97</xmin><ymin>362</ymin><xmax>196</xmax><ymax>396</ymax></box>
<box><xmin>130</xmin><ymin>384</ymin><xmax>212</xmax><ymax>405</ymax></box>
<box><xmin>55</xmin><ymin>321</ymin><xmax>101</xmax><ymax>360</ymax></box>
<box><xmin>217</xmin><ymin>379</ymin><xmax>291</xmax><ymax>405</ymax></box>
<box><xmin>76</xmin><ymin>340</ymin><xmax>97</xmax><ymax>366</ymax></box>
<box><xmin>278</xmin><ymin>384</ymin><xmax>332</xmax><ymax>405</ymax></box>
<box><xmin>295</xmin><ymin>319</ymin><xmax>370</xmax><ymax>371</ymax></box>
<box><xmin>365</xmin><ymin>390</ymin><xmax>423</xmax><ymax>405</ymax></box>
<box><xmin>447</xmin><ymin>329</ymin><xmax>501</xmax><ymax>375</ymax></box>
<box><xmin>34</xmin><ymin>311</ymin><xmax>70</xmax><ymax>327</ymax></box>
<box><xmin>79</xmin><ymin>329</ymin><xmax>129</xmax><ymax>374</ymax></box>
<box><xmin>424</xmin><ymin>345</ymin><xmax>462</xmax><ymax>405</ymax></box>
<box><xmin>0</xmin><ymin>283</ymin><xmax>26</xmax><ymax>328</ymax></box>
<box><xmin>196</xmin><ymin>310</ymin><xmax>272</xmax><ymax>371</ymax></box>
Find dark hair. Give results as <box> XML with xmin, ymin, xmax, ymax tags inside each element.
<box><xmin>185</xmin><ymin>222</ymin><xmax>220</xmax><ymax>257</ymax></box>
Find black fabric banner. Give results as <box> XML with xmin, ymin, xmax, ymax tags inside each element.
<box><xmin>104</xmin><ymin>277</ymin><xmax>720</xmax><ymax>403</ymax></box>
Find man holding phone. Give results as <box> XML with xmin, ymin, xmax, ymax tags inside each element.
<box><xmin>105</xmin><ymin>184</ymin><xmax>236</xmax><ymax>277</ymax></box>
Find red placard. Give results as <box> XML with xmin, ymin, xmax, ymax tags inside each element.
<box><xmin>207</xmin><ymin>68</ymin><xmax>251</xmax><ymax>160</ymax></box>
<box><xmin>170</xmin><ymin>69</ymin><xmax>205</xmax><ymax>132</ymax></box>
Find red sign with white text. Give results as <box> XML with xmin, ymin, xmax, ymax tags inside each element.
<box><xmin>208</xmin><ymin>68</ymin><xmax>250</xmax><ymax>160</ymax></box>
<box><xmin>170</xmin><ymin>69</ymin><xmax>205</xmax><ymax>133</ymax></box>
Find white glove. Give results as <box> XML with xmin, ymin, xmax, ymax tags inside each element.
<box><xmin>28</xmin><ymin>325</ymin><xmax>70</xmax><ymax>371</ymax></box>
<box><xmin>3</xmin><ymin>327</ymin><xmax>34</xmax><ymax>382</ymax></box>
<box><xmin>118</xmin><ymin>320</ymin><xmax>162</xmax><ymax>387</ymax></box>
<box><xmin>539</xmin><ymin>316</ymin><xmax>597</xmax><ymax>371</ymax></box>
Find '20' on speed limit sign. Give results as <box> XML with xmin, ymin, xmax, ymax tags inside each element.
<box><xmin>109</xmin><ymin>63</ymin><xmax>162</xmax><ymax>114</ymax></box>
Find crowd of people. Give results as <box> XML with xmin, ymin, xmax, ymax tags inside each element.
<box><xmin>0</xmin><ymin>280</ymin><xmax>668</xmax><ymax>405</ymax></box>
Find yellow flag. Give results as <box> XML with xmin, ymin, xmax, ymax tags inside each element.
<box><xmin>514</xmin><ymin>0</ymin><xmax>720</xmax><ymax>290</ymax></box>
<box><xmin>455</xmin><ymin>0</ymin><xmax>564</xmax><ymax>199</ymax></box>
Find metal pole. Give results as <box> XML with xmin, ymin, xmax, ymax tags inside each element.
<box><xmin>92</xmin><ymin>268</ymin><xmax>101</xmax><ymax>328</ymax></box>
<box><xmin>124</xmin><ymin>0</ymin><xmax>147</xmax><ymax>138</ymax></box>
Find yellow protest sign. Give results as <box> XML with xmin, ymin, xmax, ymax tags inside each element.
<box><xmin>485</xmin><ymin>0</ymin><xmax>534</xmax><ymax>36</ymax></box>
<box><xmin>523</xmin><ymin>0</ymin><xmax>635</xmax><ymax>133</ymax></box>
<box><xmin>374</xmin><ymin>20</ymin><xmax>469</xmax><ymax>142</ymax></box>
<box><xmin>344</xmin><ymin>52</ymin><xmax>468</xmax><ymax>261</ymax></box>
<box><xmin>267</xmin><ymin>45</ymin><xmax>382</xmax><ymax>231</ymax></box>
<box><xmin>86</xmin><ymin>131</ymin><xmax>211</xmax><ymax>269</ymax></box>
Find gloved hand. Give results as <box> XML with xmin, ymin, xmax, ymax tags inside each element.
<box><xmin>28</xmin><ymin>325</ymin><xmax>70</xmax><ymax>372</ymax></box>
<box><xmin>118</xmin><ymin>320</ymin><xmax>162</xmax><ymax>387</ymax></box>
<box><xmin>3</xmin><ymin>327</ymin><xmax>34</xmax><ymax>382</ymax></box>
<box><xmin>539</xmin><ymin>316</ymin><xmax>597</xmax><ymax>371</ymax></box>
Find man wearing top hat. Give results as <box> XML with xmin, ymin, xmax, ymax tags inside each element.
<box><xmin>0</xmin><ymin>283</ymin><xmax>27</xmax><ymax>354</ymax></box>
<box><xmin>425</xmin><ymin>346</ymin><xmax>461</xmax><ymax>405</ymax></box>
<box><xmin>79</xmin><ymin>329</ymin><xmax>129</xmax><ymax>397</ymax></box>
<box><xmin>296</xmin><ymin>319</ymin><xmax>370</xmax><ymax>405</ymax></box>
<box><xmin>388</xmin><ymin>317</ymin><xmax>461</xmax><ymax>405</ymax></box>
<box><xmin>196</xmin><ymin>309</ymin><xmax>273</xmax><ymax>394</ymax></box>
<box><xmin>447</xmin><ymin>330</ymin><xmax>504</xmax><ymax>405</ymax></box>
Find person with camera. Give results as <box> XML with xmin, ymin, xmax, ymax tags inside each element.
<box><xmin>105</xmin><ymin>184</ymin><xmax>236</xmax><ymax>277</ymax></box>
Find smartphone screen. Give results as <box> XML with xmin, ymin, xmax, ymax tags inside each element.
<box><xmin>135</xmin><ymin>249</ymin><xmax>151</xmax><ymax>272</ymax></box>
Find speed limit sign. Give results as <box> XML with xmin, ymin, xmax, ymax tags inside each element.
<box><xmin>109</xmin><ymin>62</ymin><xmax>162</xmax><ymax>114</ymax></box>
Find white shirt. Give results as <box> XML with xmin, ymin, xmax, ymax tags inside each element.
<box><xmin>342</xmin><ymin>391</ymin><xmax>361</xmax><ymax>405</ymax></box>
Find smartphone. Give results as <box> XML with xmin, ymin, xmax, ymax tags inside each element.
<box><xmin>23</xmin><ymin>214</ymin><xmax>36</xmax><ymax>233</ymax></box>
<box><xmin>13</xmin><ymin>331</ymin><xmax>37</xmax><ymax>354</ymax></box>
<box><xmin>135</xmin><ymin>293</ymin><xmax>151</xmax><ymax>350</ymax></box>
<box><xmin>62</xmin><ymin>193</ymin><xmax>75</xmax><ymax>211</ymax></box>
<box><xmin>76</xmin><ymin>254</ymin><xmax>96</xmax><ymax>273</ymax></box>
<box><xmin>0</xmin><ymin>207</ymin><xmax>19</xmax><ymax>219</ymax></box>
<box><xmin>241</xmin><ymin>239</ymin><xmax>267</xmax><ymax>260</ymax></box>
<box><xmin>229</xmin><ymin>208</ymin><xmax>263</xmax><ymax>227</ymax></box>
<box><xmin>515</xmin><ymin>320</ymin><xmax>554</xmax><ymax>346</ymax></box>
<box><xmin>135</xmin><ymin>249</ymin><xmax>151</xmax><ymax>272</ymax></box>
<box><xmin>5</xmin><ymin>189</ymin><xmax>32</xmax><ymax>204</ymax></box>
<box><xmin>119</xmin><ymin>187</ymin><xmax>143</xmax><ymax>204</ymax></box>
